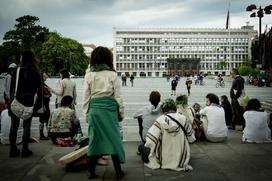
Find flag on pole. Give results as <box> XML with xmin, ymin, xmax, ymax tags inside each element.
<box><xmin>226</xmin><ymin>9</ymin><xmax>229</xmax><ymax>29</ymax></box>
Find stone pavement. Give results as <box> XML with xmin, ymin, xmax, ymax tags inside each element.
<box><xmin>1</xmin><ymin>129</ymin><xmax>272</xmax><ymax>181</ymax></box>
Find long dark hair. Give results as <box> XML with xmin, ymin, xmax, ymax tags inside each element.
<box><xmin>221</xmin><ymin>95</ymin><xmax>231</xmax><ymax>107</ymax></box>
<box><xmin>246</xmin><ymin>98</ymin><xmax>261</xmax><ymax>111</ymax></box>
<box><xmin>90</xmin><ymin>46</ymin><xmax>114</xmax><ymax>71</ymax></box>
<box><xmin>20</xmin><ymin>50</ymin><xmax>37</xmax><ymax>68</ymax></box>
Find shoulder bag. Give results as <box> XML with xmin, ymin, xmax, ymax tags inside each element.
<box><xmin>10</xmin><ymin>67</ymin><xmax>35</xmax><ymax>120</ymax></box>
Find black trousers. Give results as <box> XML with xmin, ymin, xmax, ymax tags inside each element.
<box><xmin>231</xmin><ymin>99</ymin><xmax>245</xmax><ymax>128</ymax></box>
<box><xmin>9</xmin><ymin>111</ymin><xmax>32</xmax><ymax>150</ymax></box>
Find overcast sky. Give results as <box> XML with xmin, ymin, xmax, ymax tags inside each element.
<box><xmin>0</xmin><ymin>0</ymin><xmax>271</xmax><ymax>47</ymax></box>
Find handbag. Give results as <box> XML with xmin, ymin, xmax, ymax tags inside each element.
<box><xmin>10</xmin><ymin>67</ymin><xmax>35</xmax><ymax>120</ymax></box>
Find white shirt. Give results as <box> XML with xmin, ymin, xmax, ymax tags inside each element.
<box><xmin>243</xmin><ymin>111</ymin><xmax>271</xmax><ymax>143</ymax></box>
<box><xmin>200</xmin><ymin>104</ymin><xmax>228</xmax><ymax>138</ymax></box>
<box><xmin>83</xmin><ymin>70</ymin><xmax>124</xmax><ymax>118</ymax></box>
<box><xmin>4</xmin><ymin>74</ymin><xmax>12</xmax><ymax>99</ymax></box>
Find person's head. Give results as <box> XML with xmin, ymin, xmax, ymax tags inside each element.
<box><xmin>232</xmin><ymin>68</ymin><xmax>239</xmax><ymax>77</ymax></box>
<box><xmin>246</xmin><ymin>98</ymin><xmax>261</xmax><ymax>111</ymax></box>
<box><xmin>220</xmin><ymin>95</ymin><xmax>229</xmax><ymax>105</ymax></box>
<box><xmin>60</xmin><ymin>96</ymin><xmax>73</xmax><ymax>107</ymax></box>
<box><xmin>20</xmin><ymin>50</ymin><xmax>37</xmax><ymax>67</ymax></box>
<box><xmin>90</xmin><ymin>46</ymin><xmax>114</xmax><ymax>70</ymax></box>
<box><xmin>176</xmin><ymin>94</ymin><xmax>188</xmax><ymax>107</ymax></box>
<box><xmin>8</xmin><ymin>63</ymin><xmax>16</xmax><ymax>74</ymax></box>
<box><xmin>160</xmin><ymin>99</ymin><xmax>177</xmax><ymax>113</ymax></box>
<box><xmin>59</xmin><ymin>68</ymin><xmax>69</xmax><ymax>79</ymax></box>
<box><xmin>149</xmin><ymin>91</ymin><xmax>161</xmax><ymax>108</ymax></box>
<box><xmin>192</xmin><ymin>103</ymin><xmax>201</xmax><ymax>113</ymax></box>
<box><xmin>42</xmin><ymin>72</ymin><xmax>49</xmax><ymax>81</ymax></box>
<box><xmin>205</xmin><ymin>93</ymin><xmax>219</xmax><ymax>106</ymax></box>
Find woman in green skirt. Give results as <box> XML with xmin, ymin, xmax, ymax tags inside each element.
<box><xmin>83</xmin><ymin>46</ymin><xmax>125</xmax><ymax>180</ymax></box>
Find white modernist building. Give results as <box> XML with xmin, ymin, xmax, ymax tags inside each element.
<box><xmin>113</xmin><ymin>26</ymin><xmax>257</xmax><ymax>77</ymax></box>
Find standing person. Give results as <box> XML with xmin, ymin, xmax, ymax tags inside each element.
<box><xmin>220</xmin><ymin>95</ymin><xmax>232</xmax><ymax>126</ymax></box>
<box><xmin>144</xmin><ymin>99</ymin><xmax>195</xmax><ymax>171</ymax></box>
<box><xmin>39</xmin><ymin>73</ymin><xmax>51</xmax><ymax>140</ymax></box>
<box><xmin>3</xmin><ymin>63</ymin><xmax>17</xmax><ymax>105</ymax></box>
<box><xmin>185</xmin><ymin>78</ymin><xmax>192</xmax><ymax>96</ymax></box>
<box><xmin>200</xmin><ymin>93</ymin><xmax>228</xmax><ymax>142</ymax></box>
<box><xmin>230</xmin><ymin>68</ymin><xmax>245</xmax><ymax>130</ymax></box>
<box><xmin>50</xmin><ymin>68</ymin><xmax>77</xmax><ymax>109</ymax></box>
<box><xmin>9</xmin><ymin>50</ymin><xmax>42</xmax><ymax>157</ymax></box>
<box><xmin>83</xmin><ymin>46</ymin><xmax>125</xmax><ymax>180</ymax></box>
<box><xmin>130</xmin><ymin>74</ymin><xmax>134</xmax><ymax>87</ymax></box>
<box><xmin>171</xmin><ymin>77</ymin><xmax>178</xmax><ymax>96</ymax></box>
<box><xmin>242</xmin><ymin>98</ymin><xmax>271</xmax><ymax>143</ymax></box>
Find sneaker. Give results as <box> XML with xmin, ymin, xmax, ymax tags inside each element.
<box><xmin>21</xmin><ymin>149</ymin><xmax>33</xmax><ymax>158</ymax></box>
<box><xmin>9</xmin><ymin>148</ymin><xmax>20</xmax><ymax>157</ymax></box>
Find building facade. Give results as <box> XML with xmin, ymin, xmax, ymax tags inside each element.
<box><xmin>113</xmin><ymin>26</ymin><xmax>257</xmax><ymax>77</ymax></box>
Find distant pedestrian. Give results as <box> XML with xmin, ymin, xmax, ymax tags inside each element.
<box><xmin>3</xmin><ymin>63</ymin><xmax>16</xmax><ymax>105</ymax></box>
<box><xmin>121</xmin><ymin>73</ymin><xmax>127</xmax><ymax>86</ymax></box>
<box><xmin>242</xmin><ymin>98</ymin><xmax>271</xmax><ymax>143</ymax></box>
<box><xmin>185</xmin><ymin>78</ymin><xmax>192</xmax><ymax>96</ymax></box>
<box><xmin>9</xmin><ymin>50</ymin><xmax>42</xmax><ymax>157</ymax></box>
<box><xmin>83</xmin><ymin>46</ymin><xmax>125</xmax><ymax>180</ymax></box>
<box><xmin>130</xmin><ymin>74</ymin><xmax>134</xmax><ymax>87</ymax></box>
<box><xmin>230</xmin><ymin>68</ymin><xmax>245</xmax><ymax>130</ymax></box>
<box><xmin>171</xmin><ymin>77</ymin><xmax>178</xmax><ymax>96</ymax></box>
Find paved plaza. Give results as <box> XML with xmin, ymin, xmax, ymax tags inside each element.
<box><xmin>0</xmin><ymin>77</ymin><xmax>272</xmax><ymax>181</ymax></box>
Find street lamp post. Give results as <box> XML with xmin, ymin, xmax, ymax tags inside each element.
<box><xmin>246</xmin><ymin>4</ymin><xmax>272</xmax><ymax>67</ymax></box>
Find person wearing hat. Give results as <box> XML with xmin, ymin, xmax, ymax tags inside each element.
<box><xmin>48</xmin><ymin>95</ymin><xmax>82</xmax><ymax>145</ymax></box>
<box><xmin>4</xmin><ymin>63</ymin><xmax>16</xmax><ymax>105</ymax></box>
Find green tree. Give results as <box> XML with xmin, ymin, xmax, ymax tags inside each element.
<box><xmin>37</xmin><ymin>33</ymin><xmax>89</xmax><ymax>75</ymax></box>
<box><xmin>3</xmin><ymin>15</ymin><xmax>49</xmax><ymax>49</ymax></box>
<box><xmin>238</xmin><ymin>65</ymin><xmax>257</xmax><ymax>76</ymax></box>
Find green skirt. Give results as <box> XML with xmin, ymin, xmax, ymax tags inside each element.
<box><xmin>87</xmin><ymin>96</ymin><xmax>125</xmax><ymax>163</ymax></box>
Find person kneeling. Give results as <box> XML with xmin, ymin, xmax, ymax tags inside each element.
<box><xmin>48</xmin><ymin>96</ymin><xmax>81</xmax><ymax>146</ymax></box>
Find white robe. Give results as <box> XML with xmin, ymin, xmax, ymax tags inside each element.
<box><xmin>145</xmin><ymin>113</ymin><xmax>195</xmax><ymax>171</ymax></box>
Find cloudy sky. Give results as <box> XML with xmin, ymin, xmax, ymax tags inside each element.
<box><xmin>0</xmin><ymin>0</ymin><xmax>271</xmax><ymax>47</ymax></box>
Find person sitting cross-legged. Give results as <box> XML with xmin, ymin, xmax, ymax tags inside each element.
<box><xmin>141</xmin><ymin>99</ymin><xmax>195</xmax><ymax>171</ymax></box>
<box><xmin>48</xmin><ymin>96</ymin><xmax>82</xmax><ymax>146</ymax></box>
<box><xmin>200</xmin><ymin>93</ymin><xmax>228</xmax><ymax>142</ymax></box>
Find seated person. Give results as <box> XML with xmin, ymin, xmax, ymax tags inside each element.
<box><xmin>142</xmin><ymin>99</ymin><xmax>195</xmax><ymax>171</ymax></box>
<box><xmin>176</xmin><ymin>94</ymin><xmax>194</xmax><ymax>125</ymax></box>
<box><xmin>220</xmin><ymin>95</ymin><xmax>232</xmax><ymax>126</ymax></box>
<box><xmin>242</xmin><ymin>98</ymin><xmax>271</xmax><ymax>143</ymax></box>
<box><xmin>133</xmin><ymin>91</ymin><xmax>161</xmax><ymax>143</ymax></box>
<box><xmin>200</xmin><ymin>93</ymin><xmax>228</xmax><ymax>142</ymax></box>
<box><xmin>48</xmin><ymin>96</ymin><xmax>82</xmax><ymax>145</ymax></box>
<box><xmin>1</xmin><ymin>108</ymin><xmax>23</xmax><ymax>144</ymax></box>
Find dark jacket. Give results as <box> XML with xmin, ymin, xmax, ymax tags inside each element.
<box><xmin>230</xmin><ymin>75</ymin><xmax>244</xmax><ymax>100</ymax></box>
<box><xmin>10</xmin><ymin>65</ymin><xmax>42</xmax><ymax>107</ymax></box>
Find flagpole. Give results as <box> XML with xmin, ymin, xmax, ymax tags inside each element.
<box><xmin>227</xmin><ymin>1</ymin><xmax>231</xmax><ymax>75</ymax></box>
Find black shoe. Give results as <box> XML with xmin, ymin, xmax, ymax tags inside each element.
<box><xmin>116</xmin><ymin>170</ymin><xmax>125</xmax><ymax>180</ymax></box>
<box><xmin>21</xmin><ymin>149</ymin><xmax>33</xmax><ymax>158</ymax></box>
<box><xmin>9</xmin><ymin>148</ymin><xmax>20</xmax><ymax>157</ymax></box>
<box><xmin>87</xmin><ymin>172</ymin><xmax>97</xmax><ymax>179</ymax></box>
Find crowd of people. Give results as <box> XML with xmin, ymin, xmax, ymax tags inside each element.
<box><xmin>0</xmin><ymin>48</ymin><xmax>271</xmax><ymax>180</ymax></box>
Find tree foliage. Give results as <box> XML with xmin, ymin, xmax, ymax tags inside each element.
<box><xmin>238</xmin><ymin>65</ymin><xmax>257</xmax><ymax>76</ymax></box>
<box><xmin>0</xmin><ymin>15</ymin><xmax>89</xmax><ymax>75</ymax></box>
